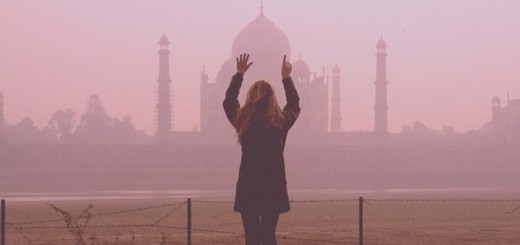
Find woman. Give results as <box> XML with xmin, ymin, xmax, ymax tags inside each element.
<box><xmin>223</xmin><ymin>53</ymin><xmax>300</xmax><ymax>245</ymax></box>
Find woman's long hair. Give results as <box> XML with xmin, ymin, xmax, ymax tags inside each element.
<box><xmin>235</xmin><ymin>80</ymin><xmax>284</xmax><ymax>143</ymax></box>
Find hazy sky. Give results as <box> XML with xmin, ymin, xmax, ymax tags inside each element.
<box><xmin>1</xmin><ymin>0</ymin><xmax>519</xmax><ymax>134</ymax></box>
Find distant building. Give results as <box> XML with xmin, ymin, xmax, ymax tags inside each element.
<box><xmin>155</xmin><ymin>34</ymin><xmax>173</xmax><ymax>143</ymax></box>
<box><xmin>374</xmin><ymin>37</ymin><xmax>389</xmax><ymax>144</ymax></box>
<box><xmin>491</xmin><ymin>95</ymin><xmax>520</xmax><ymax>144</ymax></box>
<box><xmin>159</xmin><ymin>5</ymin><xmax>393</xmax><ymax>145</ymax></box>
<box><xmin>200</xmin><ymin>7</ymin><xmax>331</xmax><ymax>135</ymax></box>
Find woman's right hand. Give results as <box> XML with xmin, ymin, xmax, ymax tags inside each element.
<box><xmin>281</xmin><ymin>55</ymin><xmax>292</xmax><ymax>79</ymax></box>
<box><xmin>236</xmin><ymin>53</ymin><xmax>253</xmax><ymax>75</ymax></box>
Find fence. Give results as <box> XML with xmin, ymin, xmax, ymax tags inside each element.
<box><xmin>2</xmin><ymin>197</ymin><xmax>520</xmax><ymax>244</ymax></box>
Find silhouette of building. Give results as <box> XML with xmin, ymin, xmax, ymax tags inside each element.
<box><xmin>330</xmin><ymin>65</ymin><xmax>342</xmax><ymax>132</ymax></box>
<box><xmin>156</xmin><ymin>34</ymin><xmax>173</xmax><ymax>143</ymax></box>
<box><xmin>159</xmin><ymin>5</ymin><xmax>391</xmax><ymax>145</ymax></box>
<box><xmin>0</xmin><ymin>91</ymin><xmax>4</xmax><ymax>129</ymax></box>
<box><xmin>200</xmin><ymin>6</ymin><xmax>329</xmax><ymax>135</ymax></box>
<box><xmin>491</xmin><ymin>95</ymin><xmax>520</xmax><ymax>144</ymax></box>
<box><xmin>374</xmin><ymin>37</ymin><xmax>389</xmax><ymax>144</ymax></box>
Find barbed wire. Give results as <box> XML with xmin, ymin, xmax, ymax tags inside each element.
<box><xmin>291</xmin><ymin>199</ymin><xmax>359</xmax><ymax>203</ymax></box>
<box><xmin>4</xmin><ymin>235</ymin><xmax>182</xmax><ymax>243</ymax></box>
<box><xmin>152</xmin><ymin>224</ymin><xmax>188</xmax><ymax>230</ymax></box>
<box><xmin>7</xmin><ymin>223</ymin><xmax>34</xmax><ymax>245</ymax></box>
<box><xmin>1</xmin><ymin>238</ymin><xmax>376</xmax><ymax>245</ymax></box>
<box><xmin>92</xmin><ymin>200</ymin><xmax>187</xmax><ymax>217</ymax></box>
<box><xmin>192</xmin><ymin>200</ymin><xmax>235</xmax><ymax>204</ymax></box>
<box><xmin>193</xmin><ymin>198</ymin><xmax>520</xmax><ymax>204</ymax></box>
<box><xmin>193</xmin><ymin>198</ymin><xmax>359</xmax><ymax>204</ymax></box>
<box><xmin>192</xmin><ymin>227</ymin><xmax>241</xmax><ymax>235</ymax></box>
<box><xmin>5</xmin><ymin>217</ymin><xmax>63</xmax><ymax>226</ymax></box>
<box><xmin>365</xmin><ymin>198</ymin><xmax>520</xmax><ymax>202</ymax></box>
<box><xmin>152</xmin><ymin>202</ymin><xmax>187</xmax><ymax>225</ymax></box>
<box><xmin>4</xmin><ymin>197</ymin><xmax>520</xmax><ymax>245</ymax></box>
<box><xmin>7</xmin><ymin>205</ymin><xmax>187</xmax><ymax>231</ymax></box>
<box><xmin>7</xmin><ymin>197</ymin><xmax>519</xmax><ymax>226</ymax></box>
<box><xmin>6</xmin><ymin>224</ymin><xmax>187</xmax><ymax>230</ymax></box>
<box><xmin>6</xmin><ymin>200</ymin><xmax>187</xmax><ymax>226</ymax></box>
<box><xmin>6</xmin><ymin>201</ymin><xmax>188</xmax><ymax>232</ymax></box>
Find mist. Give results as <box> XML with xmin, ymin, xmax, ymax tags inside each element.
<box><xmin>1</xmin><ymin>1</ymin><xmax>520</xmax><ymax>196</ymax></box>
<box><xmin>1</xmin><ymin>1</ymin><xmax>519</xmax><ymax>134</ymax></box>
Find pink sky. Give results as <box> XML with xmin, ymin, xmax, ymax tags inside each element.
<box><xmin>1</xmin><ymin>0</ymin><xmax>519</xmax><ymax>134</ymax></box>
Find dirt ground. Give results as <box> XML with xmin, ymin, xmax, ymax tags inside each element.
<box><xmin>3</xmin><ymin>192</ymin><xmax>520</xmax><ymax>245</ymax></box>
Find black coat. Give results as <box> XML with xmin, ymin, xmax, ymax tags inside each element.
<box><xmin>223</xmin><ymin>73</ymin><xmax>300</xmax><ymax>214</ymax></box>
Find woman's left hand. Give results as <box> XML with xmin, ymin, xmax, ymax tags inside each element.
<box><xmin>236</xmin><ymin>53</ymin><xmax>253</xmax><ymax>75</ymax></box>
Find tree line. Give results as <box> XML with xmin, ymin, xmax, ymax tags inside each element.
<box><xmin>0</xmin><ymin>94</ymin><xmax>509</xmax><ymax>145</ymax></box>
<box><xmin>0</xmin><ymin>94</ymin><xmax>151</xmax><ymax>144</ymax></box>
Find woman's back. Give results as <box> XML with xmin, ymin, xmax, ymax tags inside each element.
<box><xmin>222</xmin><ymin>53</ymin><xmax>299</xmax><ymax>245</ymax></box>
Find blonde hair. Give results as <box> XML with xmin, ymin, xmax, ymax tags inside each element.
<box><xmin>235</xmin><ymin>80</ymin><xmax>284</xmax><ymax>143</ymax></box>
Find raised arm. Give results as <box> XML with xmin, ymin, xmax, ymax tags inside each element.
<box><xmin>223</xmin><ymin>54</ymin><xmax>253</xmax><ymax>128</ymax></box>
<box><xmin>281</xmin><ymin>55</ymin><xmax>300</xmax><ymax>130</ymax></box>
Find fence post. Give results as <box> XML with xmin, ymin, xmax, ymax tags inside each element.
<box><xmin>1</xmin><ymin>199</ymin><xmax>5</xmax><ymax>245</ymax></box>
<box><xmin>359</xmin><ymin>196</ymin><xmax>363</xmax><ymax>245</ymax></box>
<box><xmin>187</xmin><ymin>198</ymin><xmax>192</xmax><ymax>245</ymax></box>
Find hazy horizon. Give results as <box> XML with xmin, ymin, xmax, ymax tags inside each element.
<box><xmin>1</xmin><ymin>0</ymin><xmax>519</xmax><ymax>135</ymax></box>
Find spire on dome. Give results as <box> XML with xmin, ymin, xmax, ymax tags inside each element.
<box><xmin>260</xmin><ymin>0</ymin><xmax>264</xmax><ymax>15</ymax></box>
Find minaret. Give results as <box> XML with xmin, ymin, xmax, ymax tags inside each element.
<box><xmin>374</xmin><ymin>37</ymin><xmax>389</xmax><ymax>143</ymax></box>
<box><xmin>330</xmin><ymin>65</ymin><xmax>342</xmax><ymax>132</ymax></box>
<box><xmin>156</xmin><ymin>34</ymin><xmax>172</xmax><ymax>143</ymax></box>
<box><xmin>0</xmin><ymin>91</ymin><xmax>4</xmax><ymax>129</ymax></box>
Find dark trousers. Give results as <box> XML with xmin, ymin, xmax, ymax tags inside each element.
<box><xmin>241</xmin><ymin>212</ymin><xmax>280</xmax><ymax>245</ymax></box>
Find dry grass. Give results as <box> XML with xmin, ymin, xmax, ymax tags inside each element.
<box><xmin>4</xmin><ymin>193</ymin><xmax>520</xmax><ymax>245</ymax></box>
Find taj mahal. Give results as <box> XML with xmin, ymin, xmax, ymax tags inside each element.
<box><xmin>155</xmin><ymin>6</ymin><xmax>388</xmax><ymax>145</ymax></box>
<box><xmin>2</xmin><ymin>6</ymin><xmax>517</xmax><ymax>145</ymax></box>
<box><xmin>147</xmin><ymin>6</ymin><xmax>520</xmax><ymax>146</ymax></box>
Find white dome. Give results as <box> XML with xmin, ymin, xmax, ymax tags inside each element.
<box><xmin>232</xmin><ymin>13</ymin><xmax>291</xmax><ymax>62</ymax></box>
<box><xmin>293</xmin><ymin>58</ymin><xmax>310</xmax><ymax>75</ymax></box>
<box><xmin>216</xmin><ymin>57</ymin><xmax>235</xmax><ymax>82</ymax></box>
<box><xmin>492</xmin><ymin>95</ymin><xmax>501</xmax><ymax>103</ymax></box>
<box><xmin>217</xmin><ymin>11</ymin><xmax>292</xmax><ymax>100</ymax></box>
<box><xmin>292</xmin><ymin>57</ymin><xmax>311</xmax><ymax>83</ymax></box>
<box><xmin>332</xmin><ymin>65</ymin><xmax>340</xmax><ymax>73</ymax></box>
